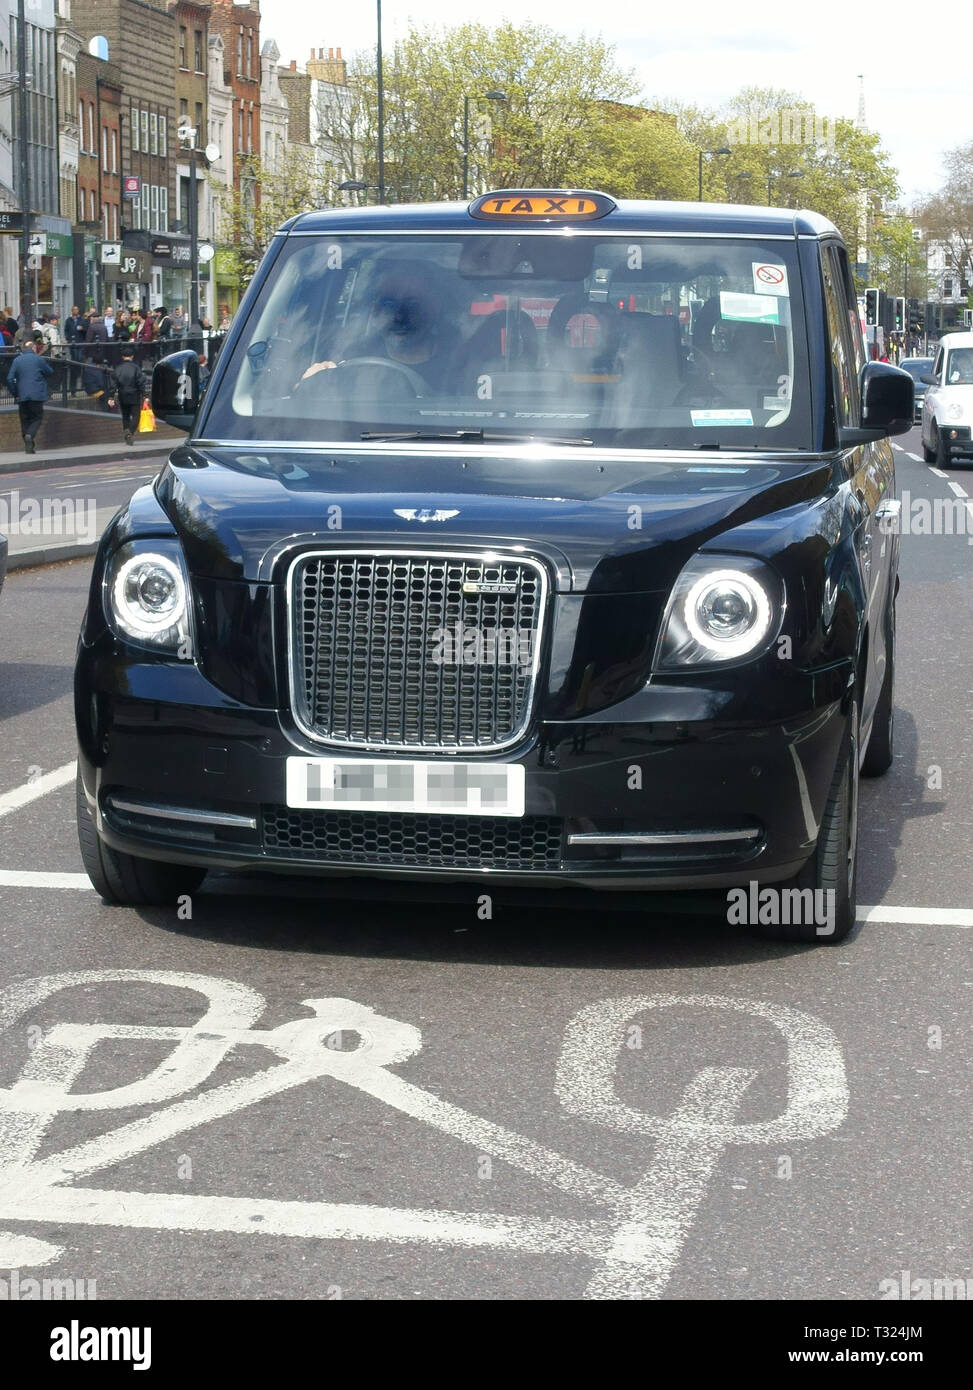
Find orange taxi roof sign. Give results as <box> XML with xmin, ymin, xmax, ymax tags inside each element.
<box><xmin>469</xmin><ymin>190</ymin><xmax>616</xmax><ymax>222</ymax></box>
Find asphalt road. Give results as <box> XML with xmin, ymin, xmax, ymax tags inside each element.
<box><xmin>0</xmin><ymin>428</ymin><xmax>970</xmax><ymax>1302</ymax></box>
<box><xmin>0</xmin><ymin>453</ymin><xmax>167</xmax><ymax>563</ymax></box>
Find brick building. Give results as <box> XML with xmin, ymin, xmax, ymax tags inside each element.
<box><xmin>207</xmin><ymin>0</ymin><xmax>260</xmax><ymax>198</ymax></box>
<box><xmin>72</xmin><ymin>0</ymin><xmax>181</xmax><ymax>309</ymax></box>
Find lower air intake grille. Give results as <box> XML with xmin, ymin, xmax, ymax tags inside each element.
<box><xmin>262</xmin><ymin>808</ymin><xmax>564</xmax><ymax>870</ymax></box>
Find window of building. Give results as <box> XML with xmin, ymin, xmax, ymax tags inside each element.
<box><xmin>103</xmin><ymin>202</ymin><xmax>109</xmax><ymax>238</ymax></box>
<box><xmin>194</xmin><ymin>29</ymin><xmax>203</xmax><ymax>72</ymax></box>
<box><xmin>141</xmin><ymin>108</ymin><xmax>149</xmax><ymax>151</ymax></box>
<box><xmin>131</xmin><ymin>105</ymin><xmax>139</xmax><ymax>153</ymax></box>
<box><xmin>89</xmin><ymin>188</ymin><xmax>96</xmax><ymax>222</ymax></box>
<box><xmin>195</xmin><ymin>101</ymin><xmax>203</xmax><ymax>135</ymax></box>
<box><xmin>102</xmin><ymin>125</ymin><xmax>108</xmax><ymax>166</ymax></box>
<box><xmin>236</xmin><ymin>31</ymin><xmax>243</xmax><ymax>76</ymax></box>
<box><xmin>78</xmin><ymin>99</ymin><xmax>85</xmax><ymax>147</ymax></box>
<box><xmin>111</xmin><ymin>128</ymin><xmax>118</xmax><ymax>172</ymax></box>
<box><xmin>160</xmin><ymin>115</ymin><xmax>167</xmax><ymax>156</ymax></box>
<box><xmin>180</xmin><ymin>97</ymin><xmax>188</xmax><ymax>121</ymax></box>
<box><xmin>248</xmin><ymin>109</ymin><xmax>253</xmax><ymax>150</ymax></box>
<box><xmin>87</xmin><ymin>102</ymin><xmax>94</xmax><ymax>155</ymax></box>
<box><xmin>179</xmin><ymin>25</ymin><xmax>187</xmax><ymax>68</ymax></box>
<box><xmin>150</xmin><ymin>111</ymin><xmax>158</xmax><ymax>155</ymax></box>
<box><xmin>159</xmin><ymin>184</ymin><xmax>168</xmax><ymax>232</ymax></box>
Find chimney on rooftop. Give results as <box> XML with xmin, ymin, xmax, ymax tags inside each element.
<box><xmin>307</xmin><ymin>44</ymin><xmax>348</xmax><ymax>85</ymax></box>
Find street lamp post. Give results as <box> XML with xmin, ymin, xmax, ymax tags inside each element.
<box><xmin>16</xmin><ymin>0</ymin><xmax>32</xmax><ymax>326</ymax></box>
<box><xmin>462</xmin><ymin>90</ymin><xmax>506</xmax><ymax>200</ymax></box>
<box><xmin>376</xmin><ymin>0</ymin><xmax>385</xmax><ymax>204</ymax></box>
<box><xmin>697</xmin><ymin>147</ymin><xmax>731</xmax><ymax>201</ymax></box>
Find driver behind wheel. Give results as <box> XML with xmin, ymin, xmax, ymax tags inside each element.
<box><xmin>300</xmin><ymin>267</ymin><xmax>456</xmax><ymax>391</ymax></box>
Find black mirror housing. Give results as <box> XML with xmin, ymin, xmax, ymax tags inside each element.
<box><xmin>151</xmin><ymin>350</ymin><xmax>201</xmax><ymax>433</ymax></box>
<box><xmin>919</xmin><ymin>373</ymin><xmax>939</xmax><ymax>386</ymax></box>
<box><xmin>840</xmin><ymin>361</ymin><xmax>914</xmax><ymax>445</ymax></box>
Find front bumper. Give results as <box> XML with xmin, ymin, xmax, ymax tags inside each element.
<box><xmin>940</xmin><ymin>424</ymin><xmax>973</xmax><ymax>456</ymax></box>
<box><xmin>76</xmin><ymin>642</ymin><xmax>851</xmax><ymax>892</ymax></box>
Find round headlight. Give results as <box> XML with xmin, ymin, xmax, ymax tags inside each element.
<box><xmin>112</xmin><ymin>553</ymin><xmax>186</xmax><ymax>637</ymax></box>
<box><xmin>684</xmin><ymin>568</ymin><xmax>772</xmax><ymax>657</ymax></box>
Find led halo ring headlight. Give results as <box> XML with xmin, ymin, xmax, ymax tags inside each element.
<box><xmin>108</xmin><ymin>549</ymin><xmax>190</xmax><ymax>647</ymax></box>
<box><xmin>683</xmin><ymin>567</ymin><xmax>773</xmax><ymax>658</ymax></box>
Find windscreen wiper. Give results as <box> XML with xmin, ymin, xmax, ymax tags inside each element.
<box><xmin>360</xmin><ymin>429</ymin><xmax>593</xmax><ymax>446</ymax></box>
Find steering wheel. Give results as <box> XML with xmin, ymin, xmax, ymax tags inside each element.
<box><xmin>321</xmin><ymin>355</ymin><xmax>428</xmax><ymax>396</ymax></box>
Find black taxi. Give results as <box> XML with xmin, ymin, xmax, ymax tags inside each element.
<box><xmin>75</xmin><ymin>191</ymin><xmax>913</xmax><ymax>941</ymax></box>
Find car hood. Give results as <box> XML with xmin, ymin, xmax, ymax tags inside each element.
<box><xmin>153</xmin><ymin>443</ymin><xmax>835</xmax><ymax>592</ymax></box>
<box><xmin>933</xmin><ymin>385</ymin><xmax>973</xmax><ymax>422</ymax></box>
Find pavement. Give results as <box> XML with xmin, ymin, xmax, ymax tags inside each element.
<box><xmin>0</xmin><ymin>435</ymin><xmax>175</xmax><ymax>476</ymax></box>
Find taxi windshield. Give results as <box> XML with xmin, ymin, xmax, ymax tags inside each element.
<box><xmin>202</xmin><ymin>231</ymin><xmax>812</xmax><ymax>451</ymax></box>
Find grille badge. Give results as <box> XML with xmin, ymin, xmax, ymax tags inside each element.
<box><xmin>462</xmin><ymin>580</ymin><xmax>519</xmax><ymax>595</ymax></box>
<box><xmin>393</xmin><ymin>508</ymin><xmax>460</xmax><ymax>523</ymax></box>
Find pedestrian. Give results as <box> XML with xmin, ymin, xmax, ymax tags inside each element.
<box><xmin>138</xmin><ymin>308</ymin><xmax>156</xmax><ymax>366</ymax></box>
<box><xmin>40</xmin><ymin>314</ymin><xmax>61</xmax><ymax>349</ymax></box>
<box><xmin>7</xmin><ymin>340</ymin><xmax>54</xmax><ymax>455</ymax></box>
<box><xmin>218</xmin><ymin>304</ymin><xmax>232</xmax><ymax>331</ymax></box>
<box><xmin>107</xmin><ymin>344</ymin><xmax>149</xmax><ymax>446</ymax></box>
<box><xmin>104</xmin><ymin>304</ymin><xmax>116</xmax><ymax>340</ymax></box>
<box><xmin>3</xmin><ymin>306</ymin><xmax>19</xmax><ymax>338</ymax></box>
<box><xmin>155</xmin><ymin>306</ymin><xmax>173</xmax><ymax>341</ymax></box>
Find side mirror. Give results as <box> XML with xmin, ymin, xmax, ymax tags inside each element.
<box><xmin>920</xmin><ymin>373</ymin><xmax>939</xmax><ymax>386</ymax></box>
<box><xmin>839</xmin><ymin>361</ymin><xmax>914</xmax><ymax>446</ymax></box>
<box><xmin>151</xmin><ymin>350</ymin><xmax>200</xmax><ymax>432</ymax></box>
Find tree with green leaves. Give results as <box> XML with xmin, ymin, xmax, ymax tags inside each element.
<box><xmin>917</xmin><ymin>142</ymin><xmax>973</xmax><ymax>300</ymax></box>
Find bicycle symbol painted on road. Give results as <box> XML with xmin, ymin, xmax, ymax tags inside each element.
<box><xmin>0</xmin><ymin>971</ymin><xmax>848</xmax><ymax>1298</ymax></box>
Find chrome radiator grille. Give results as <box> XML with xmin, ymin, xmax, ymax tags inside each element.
<box><xmin>288</xmin><ymin>552</ymin><xmax>546</xmax><ymax>750</ymax></box>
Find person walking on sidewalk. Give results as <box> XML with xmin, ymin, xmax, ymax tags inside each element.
<box><xmin>107</xmin><ymin>344</ymin><xmax>149</xmax><ymax>445</ymax></box>
<box><xmin>7</xmin><ymin>341</ymin><xmax>54</xmax><ymax>455</ymax></box>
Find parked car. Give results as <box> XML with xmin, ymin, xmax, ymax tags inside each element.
<box><xmin>75</xmin><ymin>190</ymin><xmax>914</xmax><ymax>942</ymax></box>
<box><xmin>921</xmin><ymin>331</ymin><xmax>973</xmax><ymax>466</ymax></box>
<box><xmin>897</xmin><ymin>355</ymin><xmax>935</xmax><ymax>423</ymax></box>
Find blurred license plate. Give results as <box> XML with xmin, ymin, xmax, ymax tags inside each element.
<box><xmin>285</xmin><ymin>758</ymin><xmax>525</xmax><ymax>817</ymax></box>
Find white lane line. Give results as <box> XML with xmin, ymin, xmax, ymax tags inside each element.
<box><xmin>0</xmin><ymin>763</ymin><xmax>76</xmax><ymax>820</ymax></box>
<box><xmin>891</xmin><ymin>443</ymin><xmax>903</xmax><ymax>451</ymax></box>
<box><xmin>930</xmin><ymin>466</ymin><xmax>949</xmax><ymax>477</ymax></box>
<box><xmin>905</xmin><ymin>452</ymin><xmax>923</xmax><ymax>462</ymax></box>
<box><xmin>857</xmin><ymin>905</ymin><xmax>973</xmax><ymax>928</ymax></box>
<box><xmin>947</xmin><ymin>480</ymin><xmax>968</xmax><ymax>498</ymax></box>
<box><xmin>0</xmin><ymin>871</ymin><xmax>92</xmax><ymax>890</ymax></box>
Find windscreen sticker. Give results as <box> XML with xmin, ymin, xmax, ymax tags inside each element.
<box><xmin>752</xmin><ymin>262</ymin><xmax>789</xmax><ymax>296</ymax></box>
<box><xmin>691</xmin><ymin>409</ymin><xmax>755</xmax><ymax>428</ymax></box>
<box><xmin>720</xmin><ymin>291</ymin><xmax>780</xmax><ymax>325</ymax></box>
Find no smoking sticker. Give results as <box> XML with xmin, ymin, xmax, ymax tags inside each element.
<box><xmin>752</xmin><ymin>262</ymin><xmax>788</xmax><ymax>296</ymax></box>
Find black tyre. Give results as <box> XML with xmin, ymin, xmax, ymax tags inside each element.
<box><xmin>935</xmin><ymin>424</ymin><xmax>950</xmax><ymax>469</ymax></box>
<box><xmin>76</xmin><ymin>771</ymin><xmax>207</xmax><ymax>906</ymax></box>
<box><xmin>749</xmin><ymin>703</ymin><xmax>858</xmax><ymax>945</ymax></box>
<box><xmin>862</xmin><ymin>619</ymin><xmax>895</xmax><ymax>777</ymax></box>
<box><xmin>922</xmin><ymin>436</ymin><xmax>936</xmax><ymax>463</ymax></box>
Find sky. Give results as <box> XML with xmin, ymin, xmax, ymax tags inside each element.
<box><xmin>265</xmin><ymin>0</ymin><xmax>973</xmax><ymax>206</ymax></box>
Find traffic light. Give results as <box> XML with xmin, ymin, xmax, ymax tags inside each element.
<box><xmin>893</xmin><ymin>296</ymin><xmax>905</xmax><ymax>332</ymax></box>
<box><xmin>865</xmin><ymin>288</ymin><xmax>880</xmax><ymax>326</ymax></box>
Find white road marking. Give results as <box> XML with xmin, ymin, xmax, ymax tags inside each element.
<box><xmin>905</xmin><ymin>453</ymin><xmax>923</xmax><ymax>462</ymax></box>
<box><xmin>929</xmin><ymin>466</ymin><xmax>949</xmax><ymax>477</ymax></box>
<box><xmin>0</xmin><ymin>871</ymin><xmax>91</xmax><ymax>890</ymax></box>
<box><xmin>0</xmin><ymin>972</ymin><xmax>846</xmax><ymax>1298</ymax></box>
<box><xmin>891</xmin><ymin>443</ymin><xmax>903</xmax><ymax>451</ymax></box>
<box><xmin>556</xmin><ymin>993</ymin><xmax>848</xmax><ymax>1298</ymax></box>
<box><xmin>947</xmin><ymin>480</ymin><xmax>968</xmax><ymax>497</ymax></box>
<box><xmin>857</xmin><ymin>904</ymin><xmax>973</xmax><ymax>928</ymax></box>
<box><xmin>0</xmin><ymin>763</ymin><xmax>76</xmax><ymax>820</ymax></box>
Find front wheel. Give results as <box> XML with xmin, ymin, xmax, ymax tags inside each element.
<box><xmin>935</xmin><ymin>424</ymin><xmax>950</xmax><ymax>469</ymax></box>
<box><xmin>749</xmin><ymin>703</ymin><xmax>859</xmax><ymax>945</ymax></box>
<box><xmin>76</xmin><ymin>771</ymin><xmax>207</xmax><ymax>906</ymax></box>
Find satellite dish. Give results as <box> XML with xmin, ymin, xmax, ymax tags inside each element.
<box><xmin>88</xmin><ymin>35</ymin><xmax>109</xmax><ymax>60</ymax></box>
<box><xmin>204</xmin><ymin>143</ymin><xmax>221</xmax><ymax>165</ymax></box>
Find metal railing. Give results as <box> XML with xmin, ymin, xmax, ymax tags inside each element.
<box><xmin>0</xmin><ymin>332</ymin><xmax>227</xmax><ymax>410</ymax></box>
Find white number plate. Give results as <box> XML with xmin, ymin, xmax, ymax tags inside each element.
<box><xmin>285</xmin><ymin>758</ymin><xmax>526</xmax><ymax>817</ymax></box>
